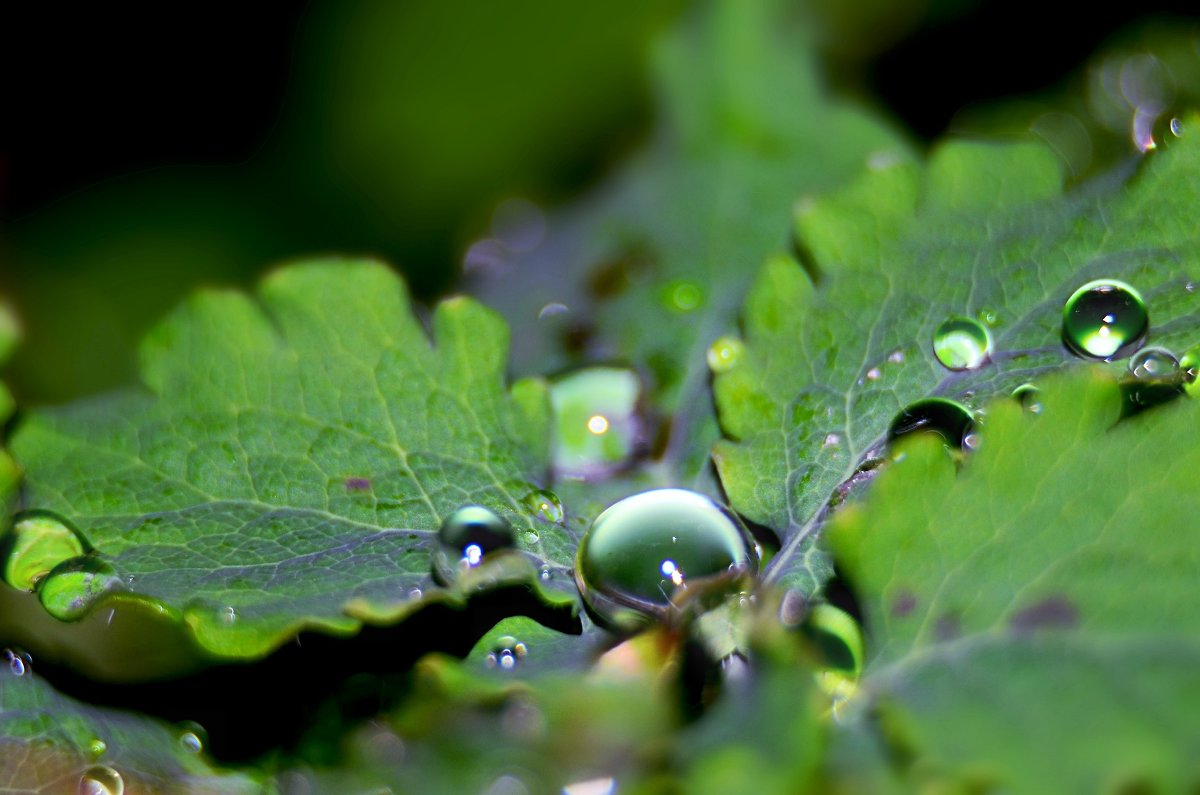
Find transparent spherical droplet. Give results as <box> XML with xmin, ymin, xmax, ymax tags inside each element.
<box><xmin>865</xmin><ymin>367</ymin><xmax>881</xmax><ymax>381</ymax></box>
<box><xmin>539</xmin><ymin>566</ymin><xmax>553</xmax><ymax>582</ymax></box>
<box><xmin>4</xmin><ymin>648</ymin><xmax>30</xmax><ymax>676</ymax></box>
<box><xmin>38</xmin><ymin>557</ymin><xmax>124</xmax><ymax>621</ymax></box>
<box><xmin>932</xmin><ymin>316</ymin><xmax>993</xmax><ymax>371</ymax></box>
<box><xmin>887</xmin><ymin>398</ymin><xmax>976</xmax><ymax>451</ymax></box>
<box><xmin>1061</xmin><ymin>279</ymin><xmax>1148</xmax><ymax>360</ymax></box>
<box><xmin>433</xmin><ymin>506</ymin><xmax>515</xmax><ymax>584</ymax></box>
<box><xmin>178</xmin><ymin>722</ymin><xmax>207</xmax><ymax>754</ymax></box>
<box><xmin>1130</xmin><ymin>346</ymin><xmax>1179</xmax><ymax>379</ymax></box>
<box><xmin>220</xmin><ymin>606</ymin><xmax>237</xmax><ymax>625</ymax></box>
<box><xmin>549</xmin><ymin>367</ymin><xmax>643</xmax><ymax>480</ymax></box>
<box><xmin>523</xmin><ymin>489</ymin><xmax>564</xmax><ymax>523</ymax></box>
<box><xmin>1180</xmin><ymin>345</ymin><xmax>1200</xmax><ymax>397</ymax></box>
<box><xmin>1012</xmin><ymin>383</ymin><xmax>1043</xmax><ymax>414</ymax></box>
<box><xmin>575</xmin><ymin>489</ymin><xmax>756</xmax><ymax>631</ymax></box>
<box><xmin>78</xmin><ymin>765</ymin><xmax>124</xmax><ymax>795</ymax></box>
<box><xmin>977</xmin><ymin>308</ymin><xmax>1000</xmax><ymax>327</ymax></box>
<box><xmin>1145</xmin><ymin>113</ymin><xmax>1184</xmax><ymax>151</ymax></box>
<box><xmin>3</xmin><ymin>512</ymin><xmax>87</xmax><ymax>591</ymax></box>
<box><xmin>485</xmin><ymin>635</ymin><xmax>528</xmax><ymax>671</ymax></box>
<box><xmin>88</xmin><ymin>738</ymin><xmax>108</xmax><ymax>758</ymax></box>
<box><xmin>706</xmin><ymin>336</ymin><xmax>745</xmax><ymax>373</ymax></box>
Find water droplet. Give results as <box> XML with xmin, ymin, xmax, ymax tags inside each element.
<box><xmin>1185</xmin><ymin>280</ymin><xmax>1196</xmax><ymax>294</ymax></box>
<box><xmin>706</xmin><ymin>336</ymin><xmax>745</xmax><ymax>373</ymax></box>
<box><xmin>1145</xmin><ymin>113</ymin><xmax>1184</xmax><ymax>152</ymax></box>
<box><xmin>865</xmin><ymin>367</ymin><xmax>881</xmax><ymax>381</ymax></box>
<box><xmin>822</xmin><ymin>433</ymin><xmax>840</xmax><ymax>449</ymax></box>
<box><xmin>1012</xmin><ymin>384</ymin><xmax>1043</xmax><ymax>414</ymax></box>
<box><xmin>78</xmin><ymin>766</ymin><xmax>124</xmax><ymax>795</ymax></box>
<box><xmin>408</xmin><ymin>586</ymin><xmax>423</xmax><ymax>599</ymax></box>
<box><xmin>178</xmin><ymin>722</ymin><xmax>206</xmax><ymax>754</ymax></box>
<box><xmin>4</xmin><ymin>648</ymin><xmax>30</xmax><ymax>676</ymax></box>
<box><xmin>485</xmin><ymin>635</ymin><xmax>528</xmax><ymax>671</ymax></box>
<box><xmin>38</xmin><ymin>557</ymin><xmax>124</xmax><ymax>621</ymax></box>
<box><xmin>887</xmin><ymin>349</ymin><xmax>906</xmax><ymax>364</ymax></box>
<box><xmin>977</xmin><ymin>308</ymin><xmax>1000</xmax><ymax>327</ymax></box>
<box><xmin>932</xmin><ymin>316</ymin><xmax>993</xmax><ymax>371</ymax></box>
<box><xmin>3</xmin><ymin>512</ymin><xmax>87</xmax><ymax>591</ymax></box>
<box><xmin>539</xmin><ymin>566</ymin><xmax>553</xmax><ymax>582</ymax></box>
<box><xmin>523</xmin><ymin>489</ymin><xmax>564</xmax><ymax>523</ymax></box>
<box><xmin>662</xmin><ymin>280</ymin><xmax>703</xmax><ymax>313</ymax></box>
<box><xmin>1130</xmin><ymin>347</ymin><xmax>1179</xmax><ymax>379</ymax></box>
<box><xmin>433</xmin><ymin>506</ymin><xmax>515</xmax><ymax>584</ymax></box>
<box><xmin>1062</xmin><ymin>279</ymin><xmax>1148</xmax><ymax>360</ymax></box>
<box><xmin>220</xmin><ymin>606</ymin><xmax>237</xmax><ymax>625</ymax></box>
<box><xmin>1181</xmin><ymin>345</ymin><xmax>1200</xmax><ymax>397</ymax></box>
<box><xmin>887</xmin><ymin>398</ymin><xmax>976</xmax><ymax>451</ymax></box>
<box><xmin>549</xmin><ymin>367</ymin><xmax>642</xmax><ymax>480</ymax></box>
<box><xmin>575</xmin><ymin>489</ymin><xmax>756</xmax><ymax>630</ymax></box>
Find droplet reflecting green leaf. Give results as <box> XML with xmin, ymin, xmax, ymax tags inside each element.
<box><xmin>1061</xmin><ymin>279</ymin><xmax>1148</xmax><ymax>360</ymax></box>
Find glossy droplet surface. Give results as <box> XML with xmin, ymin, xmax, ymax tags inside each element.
<box><xmin>38</xmin><ymin>557</ymin><xmax>124</xmax><ymax>621</ymax></box>
<box><xmin>523</xmin><ymin>489</ymin><xmax>563</xmax><ymax>523</ymax></box>
<box><xmin>1012</xmin><ymin>383</ymin><xmax>1043</xmax><ymax>414</ymax></box>
<box><xmin>549</xmin><ymin>367</ymin><xmax>642</xmax><ymax>479</ymax></box>
<box><xmin>88</xmin><ymin>738</ymin><xmax>108</xmax><ymax>758</ymax></box>
<box><xmin>887</xmin><ymin>398</ymin><xmax>976</xmax><ymax>451</ymax></box>
<box><xmin>1147</xmin><ymin>114</ymin><xmax>1184</xmax><ymax>151</ymax></box>
<box><xmin>2</xmin><ymin>513</ymin><xmax>87</xmax><ymax>591</ymax></box>
<box><xmin>1062</xmin><ymin>279</ymin><xmax>1148</xmax><ymax>360</ymax></box>
<box><xmin>433</xmin><ymin>506</ymin><xmax>515</xmax><ymax>584</ymax></box>
<box><xmin>576</xmin><ymin>489</ymin><xmax>755</xmax><ymax>630</ymax></box>
<box><xmin>1130</xmin><ymin>347</ymin><xmax>1179</xmax><ymax>379</ymax></box>
<box><xmin>932</xmin><ymin>316</ymin><xmax>992</xmax><ymax>371</ymax></box>
<box><xmin>4</xmin><ymin>648</ymin><xmax>30</xmax><ymax>676</ymax></box>
<box><xmin>79</xmin><ymin>766</ymin><xmax>125</xmax><ymax>795</ymax></box>
<box><xmin>1181</xmin><ymin>345</ymin><xmax>1200</xmax><ymax>397</ymax></box>
<box><xmin>178</xmin><ymin>722</ymin><xmax>207</xmax><ymax>754</ymax></box>
<box><xmin>706</xmin><ymin>336</ymin><xmax>745</xmax><ymax>373</ymax></box>
<box><xmin>485</xmin><ymin>635</ymin><xmax>528</xmax><ymax>670</ymax></box>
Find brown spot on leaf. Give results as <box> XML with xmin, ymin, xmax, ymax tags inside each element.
<box><xmin>344</xmin><ymin>477</ymin><xmax>372</xmax><ymax>492</ymax></box>
<box><xmin>890</xmin><ymin>589</ymin><xmax>917</xmax><ymax>618</ymax></box>
<box><xmin>1010</xmin><ymin>594</ymin><xmax>1079</xmax><ymax>634</ymax></box>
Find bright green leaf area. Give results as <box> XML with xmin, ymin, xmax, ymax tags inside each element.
<box><xmin>0</xmin><ymin>663</ymin><xmax>262</xmax><ymax>793</ymax></box>
<box><xmin>832</xmin><ymin>370</ymin><xmax>1200</xmax><ymax>791</ymax></box>
<box><xmin>472</xmin><ymin>0</ymin><xmax>903</xmax><ymax>494</ymax></box>
<box><xmin>8</xmin><ymin>261</ymin><xmax>575</xmax><ymax>661</ymax></box>
<box><xmin>716</xmin><ymin>124</ymin><xmax>1200</xmax><ymax>597</ymax></box>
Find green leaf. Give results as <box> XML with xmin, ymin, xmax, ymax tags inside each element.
<box><xmin>471</xmin><ymin>0</ymin><xmax>903</xmax><ymax>491</ymax></box>
<box><xmin>9</xmin><ymin>261</ymin><xmax>574</xmax><ymax>661</ymax></box>
<box><xmin>0</xmin><ymin>298</ymin><xmax>21</xmax><ymax>527</ymax></box>
<box><xmin>830</xmin><ymin>370</ymin><xmax>1200</xmax><ymax>789</ymax></box>
<box><xmin>0</xmin><ymin>659</ymin><xmax>262</xmax><ymax>793</ymax></box>
<box><xmin>716</xmin><ymin>126</ymin><xmax>1200</xmax><ymax>598</ymax></box>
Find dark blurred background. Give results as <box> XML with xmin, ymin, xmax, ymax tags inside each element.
<box><xmin>2</xmin><ymin>0</ymin><xmax>1198</xmax><ymax>404</ymax></box>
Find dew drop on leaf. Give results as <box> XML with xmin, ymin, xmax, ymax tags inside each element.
<box><xmin>1180</xmin><ymin>345</ymin><xmax>1200</xmax><ymax>397</ymax></box>
<box><xmin>523</xmin><ymin>489</ymin><xmax>564</xmax><ymax>523</ymax></box>
<box><xmin>88</xmin><ymin>738</ymin><xmax>108</xmax><ymax>758</ymax></box>
<box><xmin>37</xmin><ymin>557</ymin><xmax>124</xmax><ymax>621</ymax></box>
<box><xmin>3</xmin><ymin>648</ymin><xmax>30</xmax><ymax>676</ymax></box>
<box><xmin>1061</xmin><ymin>279</ymin><xmax>1148</xmax><ymax>360</ymax></box>
<box><xmin>887</xmin><ymin>398</ymin><xmax>976</xmax><ymax>451</ymax></box>
<box><xmin>1012</xmin><ymin>383</ymin><xmax>1043</xmax><ymax>414</ymax></box>
<box><xmin>575</xmin><ymin>489</ymin><xmax>756</xmax><ymax>631</ymax></box>
<box><xmin>932</xmin><ymin>316</ymin><xmax>993</xmax><ymax>371</ymax></box>
<box><xmin>706</xmin><ymin>335</ymin><xmax>745</xmax><ymax>373</ymax></box>
<box><xmin>2</xmin><ymin>512</ymin><xmax>87</xmax><ymax>591</ymax></box>
<box><xmin>1129</xmin><ymin>346</ymin><xmax>1179</xmax><ymax>379</ymax></box>
<box><xmin>977</xmin><ymin>308</ymin><xmax>1000</xmax><ymax>327</ymax></box>
<box><xmin>1146</xmin><ymin>113</ymin><xmax>1184</xmax><ymax>152</ymax></box>
<box><xmin>485</xmin><ymin>635</ymin><xmax>528</xmax><ymax>670</ymax></box>
<box><xmin>178</xmin><ymin>721</ymin><xmax>207</xmax><ymax>754</ymax></box>
<box><xmin>78</xmin><ymin>766</ymin><xmax>124</xmax><ymax>795</ymax></box>
<box><xmin>433</xmin><ymin>506</ymin><xmax>515</xmax><ymax>583</ymax></box>
<box><xmin>549</xmin><ymin>367</ymin><xmax>643</xmax><ymax>479</ymax></box>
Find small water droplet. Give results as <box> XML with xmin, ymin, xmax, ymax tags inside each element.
<box><xmin>977</xmin><ymin>308</ymin><xmax>1000</xmax><ymax>327</ymax></box>
<box><xmin>1012</xmin><ymin>384</ymin><xmax>1043</xmax><ymax>414</ymax></box>
<box><xmin>523</xmin><ymin>489</ymin><xmax>564</xmax><ymax>523</ymax></box>
<box><xmin>3</xmin><ymin>512</ymin><xmax>87</xmax><ymax>591</ymax></box>
<box><xmin>932</xmin><ymin>316</ymin><xmax>993</xmax><ymax>371</ymax></box>
<box><xmin>707</xmin><ymin>336</ymin><xmax>745</xmax><ymax>373</ymax></box>
<box><xmin>549</xmin><ymin>367</ymin><xmax>643</xmax><ymax>480</ymax></box>
<box><xmin>78</xmin><ymin>765</ymin><xmax>124</xmax><ymax>795</ymax></box>
<box><xmin>4</xmin><ymin>648</ymin><xmax>30</xmax><ymax>676</ymax></box>
<box><xmin>575</xmin><ymin>489</ymin><xmax>756</xmax><ymax>630</ymax></box>
<box><xmin>1180</xmin><ymin>345</ymin><xmax>1200</xmax><ymax>397</ymax></box>
<box><xmin>887</xmin><ymin>398</ymin><xmax>976</xmax><ymax>451</ymax></box>
<box><xmin>408</xmin><ymin>586</ymin><xmax>423</xmax><ymax>599</ymax></box>
<box><xmin>178</xmin><ymin>722</ymin><xmax>207</xmax><ymax>754</ymax></box>
<box><xmin>822</xmin><ymin>433</ymin><xmax>840</xmax><ymax>448</ymax></box>
<box><xmin>88</xmin><ymin>738</ymin><xmax>108</xmax><ymax>758</ymax></box>
<box><xmin>539</xmin><ymin>566</ymin><xmax>552</xmax><ymax>582</ymax></box>
<box><xmin>1129</xmin><ymin>346</ymin><xmax>1179</xmax><ymax>379</ymax></box>
<box><xmin>865</xmin><ymin>367</ymin><xmax>881</xmax><ymax>381</ymax></box>
<box><xmin>887</xmin><ymin>349</ymin><xmax>905</xmax><ymax>364</ymax></box>
<box><xmin>485</xmin><ymin>635</ymin><xmax>528</xmax><ymax>671</ymax></box>
<box><xmin>537</xmin><ymin>302</ymin><xmax>570</xmax><ymax>320</ymax></box>
<box><xmin>37</xmin><ymin>557</ymin><xmax>124</xmax><ymax>621</ymax></box>
<box><xmin>1185</xmin><ymin>281</ymin><xmax>1196</xmax><ymax>294</ymax></box>
<box><xmin>1062</xmin><ymin>279</ymin><xmax>1148</xmax><ymax>360</ymax></box>
<box><xmin>433</xmin><ymin>506</ymin><xmax>515</xmax><ymax>584</ymax></box>
<box><xmin>220</xmin><ymin>606</ymin><xmax>237</xmax><ymax>625</ymax></box>
<box><xmin>662</xmin><ymin>280</ymin><xmax>703</xmax><ymax>313</ymax></box>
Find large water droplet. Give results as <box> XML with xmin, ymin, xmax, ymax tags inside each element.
<box><xmin>485</xmin><ymin>635</ymin><xmax>528</xmax><ymax>671</ymax></box>
<box><xmin>549</xmin><ymin>367</ymin><xmax>642</xmax><ymax>480</ymax></box>
<box><xmin>1181</xmin><ymin>345</ymin><xmax>1200</xmax><ymax>397</ymax></box>
<box><xmin>932</xmin><ymin>316</ymin><xmax>992</xmax><ymax>371</ymax></box>
<box><xmin>1062</xmin><ymin>279</ymin><xmax>1148</xmax><ymax>360</ymax></box>
<box><xmin>79</xmin><ymin>766</ymin><xmax>124</xmax><ymax>795</ymax></box>
<box><xmin>1129</xmin><ymin>346</ymin><xmax>1179</xmax><ymax>379</ymax></box>
<box><xmin>433</xmin><ymin>506</ymin><xmax>515</xmax><ymax>584</ymax></box>
<box><xmin>575</xmin><ymin>489</ymin><xmax>756</xmax><ymax>631</ymax></box>
<box><xmin>2</xmin><ymin>512</ymin><xmax>87</xmax><ymax>591</ymax></box>
<box><xmin>4</xmin><ymin>648</ymin><xmax>30</xmax><ymax>676</ymax></box>
<box><xmin>523</xmin><ymin>489</ymin><xmax>564</xmax><ymax>524</ymax></box>
<box><xmin>706</xmin><ymin>336</ymin><xmax>745</xmax><ymax>373</ymax></box>
<box><xmin>38</xmin><ymin>557</ymin><xmax>124</xmax><ymax>620</ymax></box>
<box><xmin>887</xmin><ymin>398</ymin><xmax>976</xmax><ymax>451</ymax></box>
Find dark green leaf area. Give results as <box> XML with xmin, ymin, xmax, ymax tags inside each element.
<box><xmin>717</xmin><ymin>125</ymin><xmax>1200</xmax><ymax>597</ymax></box>
<box><xmin>0</xmin><ymin>658</ymin><xmax>262</xmax><ymax>793</ymax></box>
<box><xmin>471</xmin><ymin>0</ymin><xmax>903</xmax><ymax>490</ymax></box>
<box><xmin>832</xmin><ymin>371</ymin><xmax>1200</xmax><ymax>791</ymax></box>
<box><xmin>10</xmin><ymin>261</ymin><xmax>572</xmax><ymax>661</ymax></box>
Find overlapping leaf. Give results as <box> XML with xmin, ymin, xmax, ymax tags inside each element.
<box><xmin>830</xmin><ymin>371</ymin><xmax>1200</xmax><ymax>790</ymax></box>
<box><xmin>9</xmin><ymin>261</ymin><xmax>575</xmax><ymax>660</ymax></box>
<box><xmin>716</xmin><ymin>126</ymin><xmax>1200</xmax><ymax>597</ymax></box>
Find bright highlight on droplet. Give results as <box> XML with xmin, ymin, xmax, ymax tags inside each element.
<box><xmin>463</xmin><ymin>543</ymin><xmax>484</xmax><ymax>567</ymax></box>
<box><xmin>1062</xmin><ymin>279</ymin><xmax>1148</xmax><ymax>360</ymax></box>
<box><xmin>587</xmin><ymin>415</ymin><xmax>609</xmax><ymax>435</ymax></box>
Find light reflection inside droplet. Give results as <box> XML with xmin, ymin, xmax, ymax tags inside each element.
<box><xmin>463</xmin><ymin>544</ymin><xmax>484</xmax><ymax>567</ymax></box>
<box><xmin>587</xmin><ymin>415</ymin><xmax>609</xmax><ymax>435</ymax></box>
